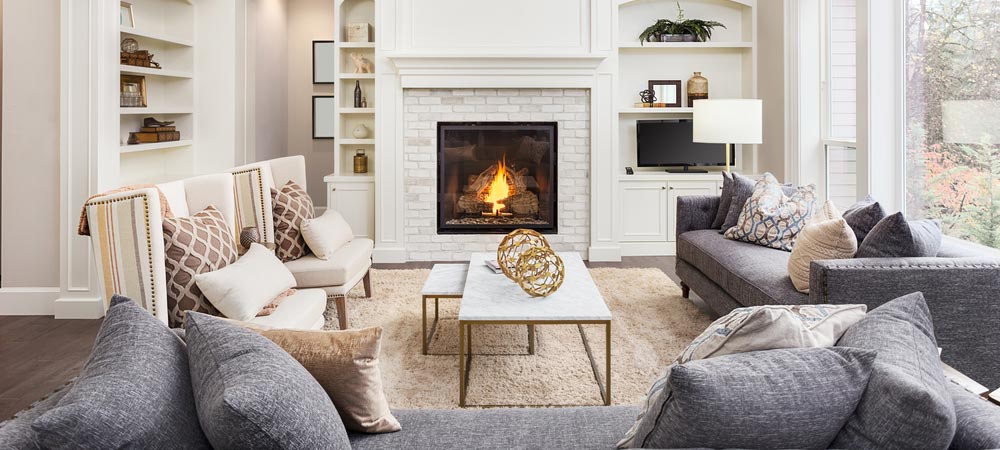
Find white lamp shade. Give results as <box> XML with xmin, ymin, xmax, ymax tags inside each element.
<box><xmin>692</xmin><ymin>99</ymin><xmax>763</xmax><ymax>144</ymax></box>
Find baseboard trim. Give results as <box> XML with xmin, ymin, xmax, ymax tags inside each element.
<box><xmin>54</xmin><ymin>296</ymin><xmax>105</xmax><ymax>319</ymax></box>
<box><xmin>587</xmin><ymin>245</ymin><xmax>622</xmax><ymax>262</ymax></box>
<box><xmin>373</xmin><ymin>246</ymin><xmax>407</xmax><ymax>264</ymax></box>
<box><xmin>0</xmin><ymin>287</ymin><xmax>60</xmax><ymax>315</ymax></box>
<box><xmin>620</xmin><ymin>241</ymin><xmax>676</xmax><ymax>257</ymax></box>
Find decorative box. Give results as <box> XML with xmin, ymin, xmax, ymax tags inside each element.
<box><xmin>346</xmin><ymin>23</ymin><xmax>374</xmax><ymax>42</ymax></box>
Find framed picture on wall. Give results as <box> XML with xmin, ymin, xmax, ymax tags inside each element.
<box><xmin>313</xmin><ymin>96</ymin><xmax>336</xmax><ymax>139</ymax></box>
<box><xmin>313</xmin><ymin>40</ymin><xmax>336</xmax><ymax>84</ymax></box>
<box><xmin>648</xmin><ymin>80</ymin><xmax>682</xmax><ymax>108</ymax></box>
<box><xmin>120</xmin><ymin>2</ymin><xmax>135</xmax><ymax>29</ymax></box>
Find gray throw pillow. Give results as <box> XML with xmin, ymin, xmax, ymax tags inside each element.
<box><xmin>31</xmin><ymin>295</ymin><xmax>211</xmax><ymax>450</ymax></box>
<box><xmin>832</xmin><ymin>292</ymin><xmax>957</xmax><ymax>449</ymax></box>
<box><xmin>629</xmin><ymin>347</ymin><xmax>874</xmax><ymax>449</ymax></box>
<box><xmin>855</xmin><ymin>212</ymin><xmax>942</xmax><ymax>258</ymax></box>
<box><xmin>720</xmin><ymin>172</ymin><xmax>756</xmax><ymax>232</ymax></box>
<box><xmin>184</xmin><ymin>312</ymin><xmax>351</xmax><ymax>450</ymax></box>
<box><xmin>843</xmin><ymin>195</ymin><xmax>886</xmax><ymax>243</ymax></box>
<box><xmin>710</xmin><ymin>171</ymin><xmax>734</xmax><ymax>229</ymax></box>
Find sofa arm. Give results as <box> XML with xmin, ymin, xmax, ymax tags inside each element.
<box><xmin>83</xmin><ymin>188</ymin><xmax>168</xmax><ymax>324</ymax></box>
<box><xmin>675</xmin><ymin>195</ymin><xmax>721</xmax><ymax>239</ymax></box>
<box><xmin>809</xmin><ymin>257</ymin><xmax>1000</xmax><ymax>388</ymax></box>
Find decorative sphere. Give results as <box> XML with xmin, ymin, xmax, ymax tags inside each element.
<box><xmin>515</xmin><ymin>246</ymin><xmax>565</xmax><ymax>297</ymax></box>
<box><xmin>497</xmin><ymin>228</ymin><xmax>549</xmax><ymax>280</ymax></box>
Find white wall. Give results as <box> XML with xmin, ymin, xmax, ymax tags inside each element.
<box><xmin>253</xmin><ymin>0</ymin><xmax>289</xmax><ymax>163</ymax></box>
<box><xmin>1</xmin><ymin>0</ymin><xmax>61</xmax><ymax>288</ymax></box>
<box><xmin>757</xmin><ymin>0</ymin><xmax>786</xmax><ymax>180</ymax></box>
<box><xmin>195</xmin><ymin>1</ymin><xmax>239</xmax><ymax>173</ymax></box>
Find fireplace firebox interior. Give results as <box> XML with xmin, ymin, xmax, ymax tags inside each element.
<box><xmin>437</xmin><ymin>122</ymin><xmax>557</xmax><ymax>234</ymax></box>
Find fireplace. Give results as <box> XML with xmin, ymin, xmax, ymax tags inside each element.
<box><xmin>437</xmin><ymin>122</ymin><xmax>558</xmax><ymax>234</ymax></box>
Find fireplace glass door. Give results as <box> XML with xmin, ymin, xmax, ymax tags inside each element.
<box><xmin>437</xmin><ymin>122</ymin><xmax>557</xmax><ymax>234</ymax></box>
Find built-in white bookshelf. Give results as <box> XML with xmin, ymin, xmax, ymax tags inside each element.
<box><xmin>117</xmin><ymin>0</ymin><xmax>196</xmax><ymax>185</ymax></box>
<box><xmin>330</xmin><ymin>0</ymin><xmax>376</xmax><ymax>181</ymax></box>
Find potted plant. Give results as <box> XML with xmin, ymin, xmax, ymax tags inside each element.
<box><xmin>638</xmin><ymin>2</ymin><xmax>726</xmax><ymax>44</ymax></box>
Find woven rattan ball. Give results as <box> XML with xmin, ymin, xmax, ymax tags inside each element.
<box><xmin>497</xmin><ymin>228</ymin><xmax>550</xmax><ymax>280</ymax></box>
<box><xmin>515</xmin><ymin>246</ymin><xmax>565</xmax><ymax>297</ymax></box>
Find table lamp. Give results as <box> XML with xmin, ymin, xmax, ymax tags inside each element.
<box><xmin>692</xmin><ymin>99</ymin><xmax>763</xmax><ymax>172</ymax></box>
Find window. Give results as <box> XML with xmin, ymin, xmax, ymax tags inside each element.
<box><xmin>823</xmin><ymin>0</ymin><xmax>858</xmax><ymax>208</ymax></box>
<box><xmin>905</xmin><ymin>0</ymin><xmax>1000</xmax><ymax>248</ymax></box>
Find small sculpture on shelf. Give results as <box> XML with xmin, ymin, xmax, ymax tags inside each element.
<box><xmin>120</xmin><ymin>38</ymin><xmax>161</xmax><ymax>69</ymax></box>
<box><xmin>639</xmin><ymin>89</ymin><xmax>657</xmax><ymax>107</ymax></box>
<box><xmin>349</xmin><ymin>53</ymin><xmax>374</xmax><ymax>74</ymax></box>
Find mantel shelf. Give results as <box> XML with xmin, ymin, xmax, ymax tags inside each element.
<box><xmin>618</xmin><ymin>42</ymin><xmax>752</xmax><ymax>49</ymax></box>
<box><xmin>385</xmin><ymin>53</ymin><xmax>609</xmax><ymax>71</ymax></box>
<box><xmin>619</xmin><ymin>0</ymin><xmax>752</xmax><ymax>6</ymax></box>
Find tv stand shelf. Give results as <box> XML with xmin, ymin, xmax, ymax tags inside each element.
<box><xmin>618</xmin><ymin>173</ymin><xmax>723</xmax><ymax>257</ymax></box>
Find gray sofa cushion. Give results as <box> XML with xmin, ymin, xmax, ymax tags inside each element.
<box><xmin>349</xmin><ymin>406</ymin><xmax>639</xmax><ymax>450</ymax></box>
<box><xmin>832</xmin><ymin>292</ymin><xmax>957</xmax><ymax>449</ymax></box>
<box><xmin>184</xmin><ymin>312</ymin><xmax>351</xmax><ymax>450</ymax></box>
<box><xmin>710</xmin><ymin>171</ymin><xmax>734</xmax><ymax>229</ymax></box>
<box><xmin>677</xmin><ymin>229</ymin><xmax>808</xmax><ymax>307</ymax></box>
<box><xmin>0</xmin><ymin>383</ymin><xmax>72</xmax><ymax>450</ymax></box>
<box><xmin>30</xmin><ymin>295</ymin><xmax>210</xmax><ymax>450</ymax></box>
<box><xmin>632</xmin><ymin>347</ymin><xmax>874</xmax><ymax>449</ymax></box>
<box><xmin>948</xmin><ymin>383</ymin><xmax>1000</xmax><ymax>450</ymax></box>
<box><xmin>720</xmin><ymin>173</ymin><xmax>756</xmax><ymax>231</ymax></box>
<box><xmin>855</xmin><ymin>212</ymin><xmax>942</xmax><ymax>258</ymax></box>
<box><xmin>843</xmin><ymin>195</ymin><xmax>886</xmax><ymax>244</ymax></box>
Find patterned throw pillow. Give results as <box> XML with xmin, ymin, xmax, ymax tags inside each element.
<box><xmin>618</xmin><ymin>303</ymin><xmax>868</xmax><ymax>448</ymax></box>
<box><xmin>162</xmin><ymin>206</ymin><xmax>238</xmax><ymax>327</ymax></box>
<box><xmin>724</xmin><ymin>173</ymin><xmax>817</xmax><ymax>251</ymax></box>
<box><xmin>787</xmin><ymin>200</ymin><xmax>859</xmax><ymax>293</ymax></box>
<box><xmin>272</xmin><ymin>181</ymin><xmax>314</xmax><ymax>262</ymax></box>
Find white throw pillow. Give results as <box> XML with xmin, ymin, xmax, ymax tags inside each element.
<box><xmin>194</xmin><ymin>244</ymin><xmax>297</xmax><ymax>321</ymax></box>
<box><xmin>301</xmin><ymin>210</ymin><xmax>354</xmax><ymax>260</ymax></box>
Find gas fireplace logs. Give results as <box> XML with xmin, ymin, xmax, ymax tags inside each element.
<box><xmin>456</xmin><ymin>159</ymin><xmax>540</xmax><ymax>217</ymax></box>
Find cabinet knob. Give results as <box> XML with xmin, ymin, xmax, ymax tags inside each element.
<box><xmin>331</xmin><ymin>188</ymin><xmax>337</xmax><ymax>191</ymax></box>
<box><xmin>667</xmin><ymin>186</ymin><xmax>673</xmax><ymax>190</ymax></box>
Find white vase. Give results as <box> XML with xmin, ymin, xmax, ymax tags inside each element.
<box><xmin>352</xmin><ymin>123</ymin><xmax>370</xmax><ymax>139</ymax></box>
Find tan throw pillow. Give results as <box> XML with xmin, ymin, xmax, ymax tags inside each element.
<box><xmin>788</xmin><ymin>205</ymin><xmax>858</xmax><ymax>293</ymax></box>
<box><xmin>271</xmin><ymin>181</ymin><xmax>314</xmax><ymax>262</ymax></box>
<box><xmin>236</xmin><ymin>323</ymin><xmax>400</xmax><ymax>433</ymax></box>
<box><xmin>163</xmin><ymin>206</ymin><xmax>238</xmax><ymax>327</ymax></box>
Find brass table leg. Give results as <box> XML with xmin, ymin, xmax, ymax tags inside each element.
<box><xmin>421</xmin><ymin>296</ymin><xmax>428</xmax><ymax>355</ymax></box>
<box><xmin>459</xmin><ymin>321</ymin><xmax>466</xmax><ymax>407</ymax></box>
<box><xmin>528</xmin><ymin>324</ymin><xmax>535</xmax><ymax>355</ymax></box>
<box><xmin>605</xmin><ymin>321</ymin><xmax>612</xmax><ymax>406</ymax></box>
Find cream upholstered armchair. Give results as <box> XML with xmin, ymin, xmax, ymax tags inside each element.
<box><xmin>229</xmin><ymin>156</ymin><xmax>373</xmax><ymax>329</ymax></box>
<box><xmin>82</xmin><ymin>172</ymin><xmax>327</xmax><ymax>329</ymax></box>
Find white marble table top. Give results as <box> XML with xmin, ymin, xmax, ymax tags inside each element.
<box><xmin>421</xmin><ymin>264</ymin><xmax>469</xmax><ymax>296</ymax></box>
<box><xmin>459</xmin><ymin>252</ymin><xmax>612</xmax><ymax>322</ymax></box>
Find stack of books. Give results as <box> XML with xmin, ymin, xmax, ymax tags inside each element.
<box><xmin>128</xmin><ymin>125</ymin><xmax>180</xmax><ymax>145</ymax></box>
<box><xmin>485</xmin><ymin>259</ymin><xmax>503</xmax><ymax>274</ymax></box>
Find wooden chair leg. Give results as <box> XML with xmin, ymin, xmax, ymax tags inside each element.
<box><xmin>362</xmin><ymin>269</ymin><xmax>372</xmax><ymax>298</ymax></box>
<box><xmin>680</xmin><ymin>281</ymin><xmax>690</xmax><ymax>299</ymax></box>
<box><xmin>334</xmin><ymin>296</ymin><xmax>349</xmax><ymax>330</ymax></box>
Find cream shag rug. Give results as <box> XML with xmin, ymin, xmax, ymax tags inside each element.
<box><xmin>324</xmin><ymin>268</ymin><xmax>712</xmax><ymax>408</ymax></box>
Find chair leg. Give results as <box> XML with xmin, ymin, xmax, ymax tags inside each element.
<box><xmin>362</xmin><ymin>269</ymin><xmax>372</xmax><ymax>298</ymax></box>
<box><xmin>680</xmin><ymin>281</ymin><xmax>690</xmax><ymax>299</ymax></box>
<box><xmin>334</xmin><ymin>295</ymin><xmax>349</xmax><ymax>330</ymax></box>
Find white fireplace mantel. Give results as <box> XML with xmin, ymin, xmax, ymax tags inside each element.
<box><xmin>384</xmin><ymin>53</ymin><xmax>609</xmax><ymax>89</ymax></box>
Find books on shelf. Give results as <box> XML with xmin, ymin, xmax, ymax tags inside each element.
<box><xmin>128</xmin><ymin>131</ymin><xmax>181</xmax><ymax>145</ymax></box>
<box><xmin>485</xmin><ymin>259</ymin><xmax>503</xmax><ymax>274</ymax></box>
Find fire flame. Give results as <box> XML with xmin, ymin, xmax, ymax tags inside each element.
<box><xmin>484</xmin><ymin>157</ymin><xmax>511</xmax><ymax>215</ymax></box>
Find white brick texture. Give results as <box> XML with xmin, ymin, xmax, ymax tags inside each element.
<box><xmin>403</xmin><ymin>88</ymin><xmax>591</xmax><ymax>261</ymax></box>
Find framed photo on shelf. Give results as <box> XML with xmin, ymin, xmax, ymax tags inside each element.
<box><xmin>648</xmin><ymin>80</ymin><xmax>682</xmax><ymax>108</ymax></box>
<box><xmin>120</xmin><ymin>75</ymin><xmax>147</xmax><ymax>108</ymax></box>
<box><xmin>312</xmin><ymin>96</ymin><xmax>336</xmax><ymax>139</ymax></box>
<box><xmin>313</xmin><ymin>40</ymin><xmax>337</xmax><ymax>84</ymax></box>
<box><xmin>120</xmin><ymin>2</ymin><xmax>135</xmax><ymax>29</ymax></box>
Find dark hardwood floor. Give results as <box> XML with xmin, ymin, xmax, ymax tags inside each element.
<box><xmin>0</xmin><ymin>256</ymin><xmax>707</xmax><ymax>419</ymax></box>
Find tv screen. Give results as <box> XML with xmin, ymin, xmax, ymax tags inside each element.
<box><xmin>636</xmin><ymin>120</ymin><xmax>730</xmax><ymax>168</ymax></box>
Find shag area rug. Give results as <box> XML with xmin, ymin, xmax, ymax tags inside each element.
<box><xmin>325</xmin><ymin>267</ymin><xmax>712</xmax><ymax>408</ymax></box>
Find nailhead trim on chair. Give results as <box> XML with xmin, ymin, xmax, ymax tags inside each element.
<box><xmin>232</xmin><ymin>166</ymin><xmax>269</xmax><ymax>243</ymax></box>
<box><xmin>85</xmin><ymin>193</ymin><xmax>158</xmax><ymax>317</ymax></box>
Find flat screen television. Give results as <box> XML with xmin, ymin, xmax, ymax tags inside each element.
<box><xmin>636</xmin><ymin>119</ymin><xmax>731</xmax><ymax>172</ymax></box>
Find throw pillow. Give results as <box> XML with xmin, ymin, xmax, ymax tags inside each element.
<box><xmin>619</xmin><ymin>303</ymin><xmax>867</xmax><ymax>448</ymax></box>
<box><xmin>787</xmin><ymin>217</ymin><xmax>858</xmax><ymax>293</ymax></box>
<box><xmin>843</xmin><ymin>195</ymin><xmax>886</xmax><ymax>244</ymax></box>
<box><xmin>720</xmin><ymin>172</ymin><xmax>756</xmax><ymax>232</ymax></box>
<box><xmin>163</xmin><ymin>205</ymin><xmax>239</xmax><ymax>327</ymax></box>
<box><xmin>724</xmin><ymin>173</ymin><xmax>817</xmax><ymax>251</ymax></box>
<box><xmin>184</xmin><ymin>312</ymin><xmax>352</xmax><ymax>450</ymax></box>
<box><xmin>813</xmin><ymin>198</ymin><xmax>840</xmax><ymax>221</ymax></box>
<box><xmin>272</xmin><ymin>181</ymin><xmax>314</xmax><ymax>262</ymax></box>
<box><xmin>621</xmin><ymin>347</ymin><xmax>875</xmax><ymax>449</ymax></box>
<box><xmin>832</xmin><ymin>292</ymin><xmax>957</xmax><ymax>449</ymax></box>
<box><xmin>247</xmin><ymin>325</ymin><xmax>401</xmax><ymax>433</ymax></box>
<box><xmin>855</xmin><ymin>212</ymin><xmax>942</xmax><ymax>258</ymax></box>
<box><xmin>194</xmin><ymin>243</ymin><xmax>297</xmax><ymax>322</ymax></box>
<box><xmin>301</xmin><ymin>210</ymin><xmax>355</xmax><ymax>261</ymax></box>
<box><xmin>32</xmin><ymin>295</ymin><xmax>211</xmax><ymax>450</ymax></box>
<box><xmin>710</xmin><ymin>171</ymin><xmax>734</xmax><ymax>229</ymax></box>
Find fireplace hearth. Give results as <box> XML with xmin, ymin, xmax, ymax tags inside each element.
<box><xmin>437</xmin><ymin>122</ymin><xmax>557</xmax><ymax>234</ymax></box>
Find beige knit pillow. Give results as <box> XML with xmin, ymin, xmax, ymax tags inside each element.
<box><xmin>788</xmin><ymin>205</ymin><xmax>858</xmax><ymax>293</ymax></box>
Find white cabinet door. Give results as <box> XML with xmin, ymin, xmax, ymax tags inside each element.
<box><xmin>667</xmin><ymin>180</ymin><xmax>720</xmax><ymax>241</ymax></box>
<box><xmin>327</xmin><ymin>181</ymin><xmax>374</xmax><ymax>239</ymax></box>
<box><xmin>620</xmin><ymin>181</ymin><xmax>668</xmax><ymax>242</ymax></box>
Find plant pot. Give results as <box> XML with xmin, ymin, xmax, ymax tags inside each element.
<box><xmin>659</xmin><ymin>34</ymin><xmax>685</xmax><ymax>42</ymax></box>
<box><xmin>682</xmin><ymin>34</ymin><xmax>697</xmax><ymax>42</ymax></box>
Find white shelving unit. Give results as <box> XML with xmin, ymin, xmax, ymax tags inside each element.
<box><xmin>118</xmin><ymin>0</ymin><xmax>196</xmax><ymax>185</ymax></box>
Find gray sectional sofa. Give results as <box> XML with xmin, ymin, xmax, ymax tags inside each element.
<box><xmin>675</xmin><ymin>195</ymin><xmax>1000</xmax><ymax>388</ymax></box>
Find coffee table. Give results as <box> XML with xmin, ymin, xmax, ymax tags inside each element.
<box><xmin>458</xmin><ymin>252</ymin><xmax>612</xmax><ymax>407</ymax></box>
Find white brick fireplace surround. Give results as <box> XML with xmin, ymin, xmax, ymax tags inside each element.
<box><xmin>402</xmin><ymin>89</ymin><xmax>591</xmax><ymax>261</ymax></box>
